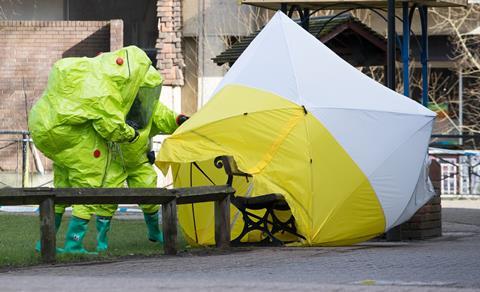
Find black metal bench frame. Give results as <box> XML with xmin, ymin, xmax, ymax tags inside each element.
<box><xmin>214</xmin><ymin>156</ymin><xmax>305</xmax><ymax>245</ymax></box>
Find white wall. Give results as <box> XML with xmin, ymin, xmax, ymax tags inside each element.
<box><xmin>153</xmin><ymin>86</ymin><xmax>181</xmax><ymax>188</ymax></box>
<box><xmin>183</xmin><ymin>0</ymin><xmax>260</xmax><ymax>37</ymax></box>
<box><xmin>183</xmin><ymin>0</ymin><xmax>257</xmax><ymax>108</ymax></box>
<box><xmin>160</xmin><ymin>86</ymin><xmax>182</xmax><ymax>114</ymax></box>
<box><xmin>197</xmin><ymin>35</ymin><xmax>226</xmax><ymax>107</ymax></box>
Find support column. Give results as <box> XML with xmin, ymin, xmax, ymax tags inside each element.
<box><xmin>386</xmin><ymin>0</ymin><xmax>402</xmax><ymax>241</ymax></box>
<box><xmin>302</xmin><ymin>8</ymin><xmax>310</xmax><ymax>30</ymax></box>
<box><xmin>420</xmin><ymin>6</ymin><xmax>429</xmax><ymax>107</ymax></box>
<box><xmin>387</xmin><ymin>0</ymin><xmax>396</xmax><ymax>90</ymax></box>
<box><xmin>402</xmin><ymin>3</ymin><xmax>410</xmax><ymax>97</ymax></box>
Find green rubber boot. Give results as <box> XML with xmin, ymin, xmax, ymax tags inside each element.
<box><xmin>95</xmin><ymin>216</ymin><xmax>112</xmax><ymax>252</ymax></box>
<box><xmin>63</xmin><ymin>216</ymin><xmax>97</xmax><ymax>255</ymax></box>
<box><xmin>35</xmin><ymin>212</ymin><xmax>64</xmax><ymax>252</ymax></box>
<box><xmin>143</xmin><ymin>212</ymin><xmax>163</xmax><ymax>243</ymax></box>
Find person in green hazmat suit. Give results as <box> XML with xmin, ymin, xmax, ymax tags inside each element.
<box><xmin>92</xmin><ymin>82</ymin><xmax>189</xmax><ymax>252</ymax></box>
<box><xmin>58</xmin><ymin>67</ymin><xmax>188</xmax><ymax>253</ymax></box>
<box><xmin>29</xmin><ymin>46</ymin><xmax>157</xmax><ymax>254</ymax></box>
<box><xmin>33</xmin><ymin>66</ymin><xmax>189</xmax><ymax>254</ymax></box>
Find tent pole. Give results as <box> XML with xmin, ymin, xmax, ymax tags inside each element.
<box><xmin>386</xmin><ymin>0</ymin><xmax>402</xmax><ymax>242</ymax></box>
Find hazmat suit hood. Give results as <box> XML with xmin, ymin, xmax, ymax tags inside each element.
<box><xmin>29</xmin><ymin>45</ymin><xmax>153</xmax><ymax>159</ymax></box>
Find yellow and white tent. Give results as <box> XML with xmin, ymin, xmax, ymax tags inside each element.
<box><xmin>156</xmin><ymin>11</ymin><xmax>436</xmax><ymax>246</ymax></box>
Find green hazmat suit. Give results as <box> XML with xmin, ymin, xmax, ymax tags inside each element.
<box><xmin>47</xmin><ymin>67</ymin><xmax>181</xmax><ymax>252</ymax></box>
<box><xmin>29</xmin><ymin>46</ymin><xmax>156</xmax><ymax>253</ymax></box>
<box><xmin>92</xmin><ymin>69</ymin><xmax>180</xmax><ymax>251</ymax></box>
<box><xmin>29</xmin><ymin>45</ymin><xmax>152</xmax><ymax>189</ymax></box>
<box><xmin>95</xmin><ymin>100</ymin><xmax>179</xmax><ymax>218</ymax></box>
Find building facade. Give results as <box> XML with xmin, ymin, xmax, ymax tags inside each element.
<box><xmin>1</xmin><ymin>0</ymin><xmax>479</xmax><ymax>184</ymax></box>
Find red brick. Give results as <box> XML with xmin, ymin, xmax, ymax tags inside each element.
<box><xmin>0</xmin><ymin>19</ymin><xmax>121</xmax><ymax>171</ymax></box>
<box><xmin>156</xmin><ymin>0</ymin><xmax>184</xmax><ymax>86</ymax></box>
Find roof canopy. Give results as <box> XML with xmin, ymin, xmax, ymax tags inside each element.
<box><xmin>241</xmin><ymin>0</ymin><xmax>467</xmax><ymax>10</ymax></box>
<box><xmin>213</xmin><ymin>14</ymin><xmax>388</xmax><ymax>67</ymax></box>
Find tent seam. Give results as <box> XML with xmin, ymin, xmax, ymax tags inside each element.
<box><xmin>246</xmin><ymin>110</ymin><xmax>304</xmax><ymax>174</ymax></box>
<box><xmin>159</xmin><ymin>108</ymin><xmax>305</xmax><ymax>166</ymax></box>
<box><xmin>312</xmin><ymin>119</ymin><xmax>433</xmax><ymax>238</ymax></box>
<box><xmin>278</xmin><ymin>14</ymin><xmax>303</xmax><ymax>106</ymax></box>
<box><xmin>310</xmin><ymin>106</ymin><xmax>436</xmax><ymax>117</ymax></box>
<box><xmin>209</xmin><ymin>15</ymin><xmax>279</xmax><ymax>98</ymax></box>
<box><xmin>365</xmin><ymin>119</ymin><xmax>433</xmax><ymax>226</ymax></box>
<box><xmin>367</xmin><ymin>120</ymin><xmax>434</xmax><ymax>229</ymax></box>
<box><xmin>279</xmin><ymin>13</ymin><xmax>315</xmax><ymax>238</ymax></box>
<box><xmin>365</xmin><ymin>118</ymin><xmax>434</xmax><ymax>178</ymax></box>
<box><xmin>312</xmin><ymin>176</ymin><xmax>384</xmax><ymax>240</ymax></box>
<box><xmin>173</xmin><ymin>107</ymin><xmax>302</xmax><ymax>139</ymax></box>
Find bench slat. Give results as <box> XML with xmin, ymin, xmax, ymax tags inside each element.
<box><xmin>0</xmin><ymin>196</ymin><xmax>52</xmax><ymax>205</ymax></box>
<box><xmin>54</xmin><ymin>196</ymin><xmax>176</xmax><ymax>205</ymax></box>
<box><xmin>170</xmin><ymin>185</ymin><xmax>235</xmax><ymax>197</ymax></box>
<box><xmin>176</xmin><ymin>191</ymin><xmax>234</xmax><ymax>205</ymax></box>
<box><xmin>0</xmin><ymin>186</ymin><xmax>235</xmax><ymax>205</ymax></box>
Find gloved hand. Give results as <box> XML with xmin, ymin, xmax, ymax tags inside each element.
<box><xmin>147</xmin><ymin>151</ymin><xmax>155</xmax><ymax>164</ymax></box>
<box><xmin>176</xmin><ymin>114</ymin><xmax>189</xmax><ymax>126</ymax></box>
<box><xmin>126</xmin><ymin>119</ymin><xmax>140</xmax><ymax>131</ymax></box>
<box><xmin>129</xmin><ymin>130</ymin><xmax>139</xmax><ymax>142</ymax></box>
<box><xmin>126</xmin><ymin>120</ymin><xmax>140</xmax><ymax>142</ymax></box>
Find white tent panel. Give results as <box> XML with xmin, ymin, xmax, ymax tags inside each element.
<box><xmin>310</xmin><ymin>108</ymin><xmax>433</xmax><ymax>176</ymax></box>
<box><xmin>277</xmin><ymin>12</ymin><xmax>435</xmax><ymax>117</ymax></box>
<box><xmin>369</xmin><ymin>120</ymin><xmax>434</xmax><ymax>229</ymax></box>
<box><xmin>211</xmin><ymin>13</ymin><xmax>300</xmax><ymax>104</ymax></box>
<box><xmin>390</xmin><ymin>156</ymin><xmax>436</xmax><ymax>227</ymax></box>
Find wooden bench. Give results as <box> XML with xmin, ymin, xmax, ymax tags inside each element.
<box><xmin>0</xmin><ymin>185</ymin><xmax>234</xmax><ymax>263</ymax></box>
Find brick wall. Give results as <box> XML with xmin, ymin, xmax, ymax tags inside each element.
<box><xmin>0</xmin><ymin>20</ymin><xmax>122</xmax><ymax>171</ymax></box>
<box><xmin>156</xmin><ymin>0</ymin><xmax>185</xmax><ymax>86</ymax></box>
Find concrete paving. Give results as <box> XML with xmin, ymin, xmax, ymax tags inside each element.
<box><xmin>0</xmin><ymin>199</ymin><xmax>479</xmax><ymax>292</ymax></box>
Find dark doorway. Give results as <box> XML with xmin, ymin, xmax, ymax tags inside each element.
<box><xmin>66</xmin><ymin>0</ymin><xmax>158</xmax><ymax>65</ymax></box>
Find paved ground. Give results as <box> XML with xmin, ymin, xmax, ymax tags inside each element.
<box><xmin>1</xmin><ymin>199</ymin><xmax>479</xmax><ymax>292</ymax></box>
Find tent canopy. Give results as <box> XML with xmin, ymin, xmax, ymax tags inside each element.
<box><xmin>157</xmin><ymin>12</ymin><xmax>435</xmax><ymax>246</ymax></box>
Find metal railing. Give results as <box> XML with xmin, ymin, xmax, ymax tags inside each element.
<box><xmin>0</xmin><ymin>130</ymin><xmax>49</xmax><ymax>188</ymax></box>
<box><xmin>430</xmin><ymin>152</ymin><xmax>480</xmax><ymax>196</ymax></box>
